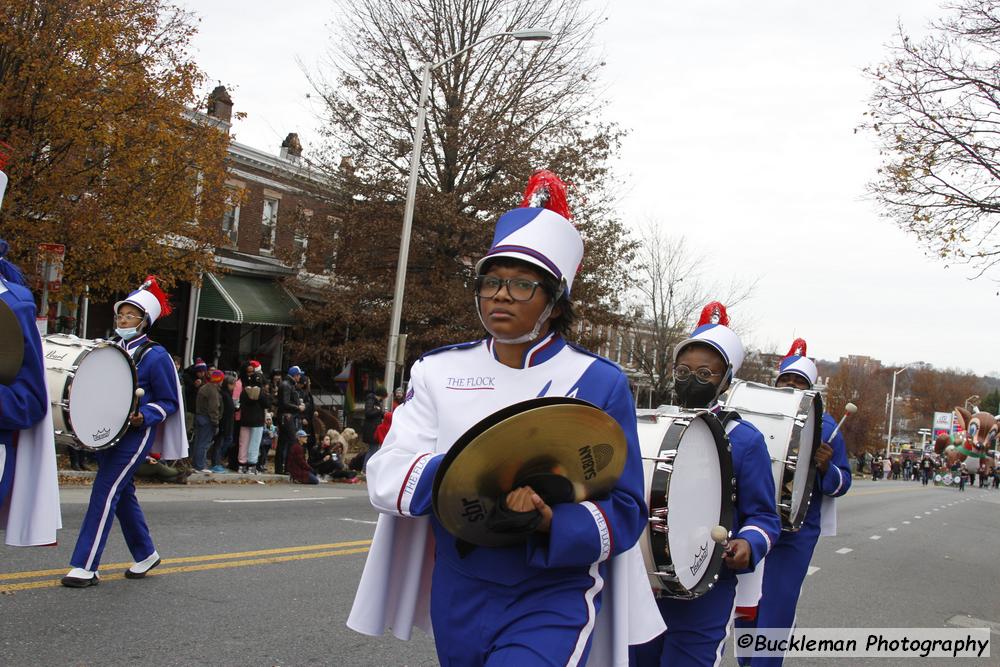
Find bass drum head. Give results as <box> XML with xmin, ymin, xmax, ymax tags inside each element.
<box><xmin>666</xmin><ymin>416</ymin><xmax>724</xmax><ymax>593</ymax></box>
<box><xmin>787</xmin><ymin>392</ymin><xmax>821</xmax><ymax>527</ymax></box>
<box><xmin>68</xmin><ymin>344</ymin><xmax>135</xmax><ymax>449</ymax></box>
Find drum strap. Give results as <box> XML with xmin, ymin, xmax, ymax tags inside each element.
<box><xmin>131</xmin><ymin>341</ymin><xmax>159</xmax><ymax>369</ymax></box>
<box><xmin>717</xmin><ymin>409</ymin><xmax>743</xmax><ymax>428</ymax></box>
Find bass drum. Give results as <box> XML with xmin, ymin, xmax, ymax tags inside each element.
<box><xmin>43</xmin><ymin>334</ymin><xmax>137</xmax><ymax>451</ymax></box>
<box><xmin>636</xmin><ymin>407</ymin><xmax>734</xmax><ymax>599</ymax></box>
<box><xmin>722</xmin><ymin>380</ymin><xmax>822</xmax><ymax>531</ymax></box>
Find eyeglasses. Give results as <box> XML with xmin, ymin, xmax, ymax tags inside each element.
<box><xmin>673</xmin><ymin>365</ymin><xmax>723</xmax><ymax>384</ymax></box>
<box><xmin>115</xmin><ymin>313</ymin><xmax>144</xmax><ymax>323</ymax></box>
<box><xmin>474</xmin><ymin>275</ymin><xmax>544</xmax><ymax>302</ymax></box>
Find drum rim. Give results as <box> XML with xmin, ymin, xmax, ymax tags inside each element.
<box><xmin>647</xmin><ymin>410</ymin><xmax>735</xmax><ymax>599</ymax></box>
<box><xmin>48</xmin><ymin>338</ymin><xmax>138</xmax><ymax>451</ymax></box>
<box><xmin>724</xmin><ymin>381</ymin><xmax>823</xmax><ymax>532</ymax></box>
<box><xmin>780</xmin><ymin>390</ymin><xmax>822</xmax><ymax>531</ymax></box>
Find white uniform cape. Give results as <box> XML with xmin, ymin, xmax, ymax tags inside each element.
<box><xmin>1</xmin><ymin>402</ymin><xmax>62</xmax><ymax>546</ymax></box>
<box><xmin>347</xmin><ymin>514</ymin><xmax>664</xmax><ymax>666</ymax></box>
<box><xmin>150</xmin><ymin>371</ymin><xmax>188</xmax><ymax>460</ymax></box>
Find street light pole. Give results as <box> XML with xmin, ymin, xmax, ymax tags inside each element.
<box><xmin>381</xmin><ymin>28</ymin><xmax>553</xmax><ymax>407</ymax></box>
<box><xmin>885</xmin><ymin>367</ymin><xmax>907</xmax><ymax>459</ymax></box>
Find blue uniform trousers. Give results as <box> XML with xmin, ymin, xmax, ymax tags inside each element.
<box><xmin>630</xmin><ymin>577</ymin><xmax>736</xmax><ymax>667</ymax></box>
<box><xmin>70</xmin><ymin>427</ymin><xmax>156</xmax><ymax>570</ymax></box>
<box><xmin>430</xmin><ymin>558</ymin><xmax>605</xmax><ymax>667</ymax></box>
<box><xmin>737</xmin><ymin>521</ymin><xmax>820</xmax><ymax>666</ymax></box>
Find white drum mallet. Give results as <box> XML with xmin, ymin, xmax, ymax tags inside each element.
<box><xmin>710</xmin><ymin>525</ymin><xmax>735</xmax><ymax>558</ymax></box>
<box><xmin>827</xmin><ymin>402</ymin><xmax>858</xmax><ymax>443</ymax></box>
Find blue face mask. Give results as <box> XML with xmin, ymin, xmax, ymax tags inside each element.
<box><xmin>116</xmin><ymin>326</ymin><xmax>140</xmax><ymax>340</ymax></box>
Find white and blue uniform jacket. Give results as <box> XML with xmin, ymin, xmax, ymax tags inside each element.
<box><xmin>367</xmin><ymin>333</ymin><xmax>648</xmax><ymax>584</ymax></box>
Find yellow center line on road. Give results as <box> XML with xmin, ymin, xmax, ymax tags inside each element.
<box><xmin>0</xmin><ymin>539</ymin><xmax>372</xmax><ymax>583</ymax></box>
<box><xmin>0</xmin><ymin>546</ymin><xmax>371</xmax><ymax>593</ymax></box>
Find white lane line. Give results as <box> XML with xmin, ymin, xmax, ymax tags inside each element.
<box><xmin>903</xmin><ymin>520</ymin><xmax>911</xmax><ymax>524</ymax></box>
<box><xmin>213</xmin><ymin>497</ymin><xmax>345</xmax><ymax>503</ymax></box>
<box><xmin>888</xmin><ymin>527</ymin><xmax>897</xmax><ymax>532</ymax></box>
<box><xmin>870</xmin><ymin>535</ymin><xmax>881</xmax><ymax>540</ymax></box>
<box><xmin>835</xmin><ymin>547</ymin><xmax>853</xmax><ymax>554</ymax></box>
<box><xmin>340</xmin><ymin>517</ymin><xmax>377</xmax><ymax>525</ymax></box>
<box><xmin>806</xmin><ymin>566</ymin><xmax>820</xmax><ymax>576</ymax></box>
<box><xmin>914</xmin><ymin>516</ymin><xmax>922</xmax><ymax>519</ymax></box>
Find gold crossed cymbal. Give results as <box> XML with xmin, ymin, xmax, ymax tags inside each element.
<box><xmin>432</xmin><ymin>396</ymin><xmax>628</xmax><ymax>548</ymax></box>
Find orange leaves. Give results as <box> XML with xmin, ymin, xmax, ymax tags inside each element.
<box><xmin>0</xmin><ymin>0</ymin><xmax>228</xmax><ymax>302</ymax></box>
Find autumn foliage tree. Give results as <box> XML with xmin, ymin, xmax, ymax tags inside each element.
<box><xmin>291</xmin><ymin>0</ymin><xmax>634</xmax><ymax>371</ymax></box>
<box><xmin>0</xmin><ymin>0</ymin><xmax>229</xmax><ymax>306</ymax></box>
<box><xmin>862</xmin><ymin>0</ymin><xmax>1000</xmax><ymax>277</ymax></box>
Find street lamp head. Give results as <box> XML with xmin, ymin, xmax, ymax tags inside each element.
<box><xmin>511</xmin><ymin>28</ymin><xmax>554</xmax><ymax>41</ymax></box>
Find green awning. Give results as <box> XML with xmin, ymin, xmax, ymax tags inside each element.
<box><xmin>198</xmin><ymin>273</ymin><xmax>301</xmax><ymax>326</ymax></box>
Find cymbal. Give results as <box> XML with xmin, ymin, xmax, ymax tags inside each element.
<box><xmin>432</xmin><ymin>396</ymin><xmax>628</xmax><ymax>548</ymax></box>
<box><xmin>0</xmin><ymin>298</ymin><xmax>24</xmax><ymax>385</ymax></box>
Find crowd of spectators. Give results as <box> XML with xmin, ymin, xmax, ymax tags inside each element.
<box><xmin>169</xmin><ymin>357</ymin><xmax>373</xmax><ymax>483</ymax></box>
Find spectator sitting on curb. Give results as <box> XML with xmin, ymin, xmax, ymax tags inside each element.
<box><xmin>310</xmin><ymin>434</ymin><xmax>358</xmax><ymax>482</ymax></box>
<box><xmin>288</xmin><ymin>429</ymin><xmax>319</xmax><ymax>484</ymax></box>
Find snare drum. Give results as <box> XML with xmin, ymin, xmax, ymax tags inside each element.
<box><xmin>43</xmin><ymin>334</ymin><xmax>137</xmax><ymax>451</ymax></box>
<box><xmin>722</xmin><ymin>380</ymin><xmax>823</xmax><ymax>531</ymax></box>
<box><xmin>636</xmin><ymin>407</ymin><xmax>734</xmax><ymax>599</ymax></box>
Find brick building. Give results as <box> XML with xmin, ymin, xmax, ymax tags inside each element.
<box><xmin>84</xmin><ymin>86</ymin><xmax>345</xmax><ymax>373</ymax></box>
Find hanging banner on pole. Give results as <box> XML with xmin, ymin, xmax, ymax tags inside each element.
<box><xmin>932</xmin><ymin>411</ymin><xmax>953</xmax><ymax>438</ymax></box>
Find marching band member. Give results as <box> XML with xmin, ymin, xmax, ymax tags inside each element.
<box><xmin>736</xmin><ymin>339</ymin><xmax>852</xmax><ymax>666</ymax></box>
<box><xmin>62</xmin><ymin>276</ymin><xmax>187</xmax><ymax>587</ymax></box>
<box><xmin>348</xmin><ymin>171</ymin><xmax>663</xmax><ymax>666</ymax></box>
<box><xmin>631</xmin><ymin>302</ymin><xmax>780</xmax><ymax>667</ymax></box>
<box><xmin>0</xmin><ymin>237</ymin><xmax>61</xmax><ymax>547</ymax></box>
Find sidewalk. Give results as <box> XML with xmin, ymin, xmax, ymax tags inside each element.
<box><xmin>57</xmin><ymin>469</ymin><xmax>365</xmax><ymax>486</ymax></box>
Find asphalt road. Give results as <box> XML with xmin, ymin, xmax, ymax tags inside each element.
<box><xmin>1</xmin><ymin>479</ymin><xmax>997</xmax><ymax>666</ymax></box>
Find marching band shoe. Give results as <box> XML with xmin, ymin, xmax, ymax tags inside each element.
<box><xmin>125</xmin><ymin>551</ymin><xmax>161</xmax><ymax>579</ymax></box>
<box><xmin>61</xmin><ymin>568</ymin><xmax>99</xmax><ymax>588</ymax></box>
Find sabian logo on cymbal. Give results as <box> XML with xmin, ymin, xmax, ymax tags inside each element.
<box><xmin>578</xmin><ymin>442</ymin><xmax>615</xmax><ymax>479</ymax></box>
<box><xmin>92</xmin><ymin>427</ymin><xmax>111</xmax><ymax>442</ymax></box>
<box><xmin>690</xmin><ymin>541</ymin><xmax>709</xmax><ymax>576</ymax></box>
<box><xmin>578</xmin><ymin>443</ymin><xmax>614</xmax><ymax>480</ymax></box>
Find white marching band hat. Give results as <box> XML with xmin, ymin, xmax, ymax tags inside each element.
<box><xmin>114</xmin><ymin>275</ymin><xmax>172</xmax><ymax>325</ymax></box>
<box><xmin>475</xmin><ymin>170</ymin><xmax>584</xmax><ymax>296</ymax></box>
<box><xmin>674</xmin><ymin>301</ymin><xmax>745</xmax><ymax>379</ymax></box>
<box><xmin>778</xmin><ymin>337</ymin><xmax>818</xmax><ymax>388</ymax></box>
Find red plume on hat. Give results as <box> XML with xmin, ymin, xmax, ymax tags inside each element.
<box><xmin>140</xmin><ymin>275</ymin><xmax>172</xmax><ymax>318</ymax></box>
<box><xmin>696</xmin><ymin>301</ymin><xmax>729</xmax><ymax>327</ymax></box>
<box><xmin>0</xmin><ymin>141</ymin><xmax>12</xmax><ymax>171</ymax></box>
<box><xmin>784</xmin><ymin>338</ymin><xmax>807</xmax><ymax>359</ymax></box>
<box><xmin>520</xmin><ymin>169</ymin><xmax>571</xmax><ymax>220</ymax></box>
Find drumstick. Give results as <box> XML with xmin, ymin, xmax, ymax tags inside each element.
<box><xmin>826</xmin><ymin>402</ymin><xmax>857</xmax><ymax>444</ymax></box>
<box><xmin>131</xmin><ymin>388</ymin><xmax>145</xmax><ymax>419</ymax></box>
<box><xmin>710</xmin><ymin>525</ymin><xmax>735</xmax><ymax>557</ymax></box>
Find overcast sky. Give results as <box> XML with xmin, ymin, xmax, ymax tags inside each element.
<box><xmin>178</xmin><ymin>0</ymin><xmax>998</xmax><ymax>375</ymax></box>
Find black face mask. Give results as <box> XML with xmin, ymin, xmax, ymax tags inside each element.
<box><xmin>673</xmin><ymin>377</ymin><xmax>720</xmax><ymax>409</ymax></box>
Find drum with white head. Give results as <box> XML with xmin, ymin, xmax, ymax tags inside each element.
<box><xmin>636</xmin><ymin>407</ymin><xmax>734</xmax><ymax>599</ymax></box>
<box><xmin>43</xmin><ymin>334</ymin><xmax>137</xmax><ymax>451</ymax></box>
<box><xmin>721</xmin><ymin>380</ymin><xmax>823</xmax><ymax>531</ymax></box>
